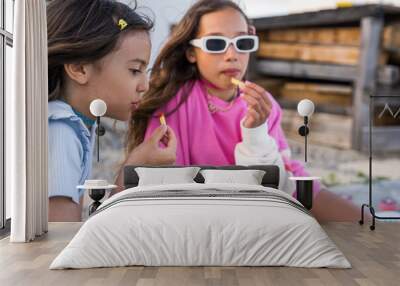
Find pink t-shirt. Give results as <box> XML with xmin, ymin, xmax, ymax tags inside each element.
<box><xmin>145</xmin><ymin>80</ymin><xmax>320</xmax><ymax>196</ymax></box>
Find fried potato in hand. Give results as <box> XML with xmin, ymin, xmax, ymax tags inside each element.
<box><xmin>125</xmin><ymin>125</ymin><xmax>177</xmax><ymax>166</ymax></box>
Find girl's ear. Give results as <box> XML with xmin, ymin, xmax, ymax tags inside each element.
<box><xmin>249</xmin><ymin>25</ymin><xmax>256</xmax><ymax>35</ymax></box>
<box><xmin>185</xmin><ymin>47</ymin><xmax>197</xmax><ymax>63</ymax></box>
<box><xmin>64</xmin><ymin>63</ymin><xmax>92</xmax><ymax>85</ymax></box>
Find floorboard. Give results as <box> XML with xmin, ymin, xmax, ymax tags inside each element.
<box><xmin>0</xmin><ymin>222</ymin><xmax>399</xmax><ymax>286</ymax></box>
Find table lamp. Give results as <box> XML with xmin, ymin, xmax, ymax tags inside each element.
<box><xmin>289</xmin><ymin>99</ymin><xmax>319</xmax><ymax>210</ymax></box>
<box><xmin>89</xmin><ymin>99</ymin><xmax>107</xmax><ymax>162</ymax></box>
<box><xmin>77</xmin><ymin>180</ymin><xmax>117</xmax><ymax>215</ymax></box>
<box><xmin>297</xmin><ymin>99</ymin><xmax>315</xmax><ymax>163</ymax></box>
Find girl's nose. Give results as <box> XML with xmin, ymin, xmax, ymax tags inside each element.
<box><xmin>224</xmin><ymin>43</ymin><xmax>238</xmax><ymax>61</ymax></box>
<box><xmin>137</xmin><ymin>75</ymin><xmax>149</xmax><ymax>93</ymax></box>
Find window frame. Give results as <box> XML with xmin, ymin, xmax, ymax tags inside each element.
<box><xmin>1</xmin><ymin>0</ymin><xmax>14</xmax><ymax>233</ymax></box>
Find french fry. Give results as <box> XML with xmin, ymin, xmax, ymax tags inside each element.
<box><xmin>231</xmin><ymin>77</ymin><xmax>246</xmax><ymax>89</ymax></box>
<box><xmin>159</xmin><ymin>113</ymin><xmax>167</xmax><ymax>125</ymax></box>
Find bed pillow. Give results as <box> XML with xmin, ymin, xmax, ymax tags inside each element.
<box><xmin>135</xmin><ymin>167</ymin><xmax>201</xmax><ymax>186</ymax></box>
<box><xmin>200</xmin><ymin>169</ymin><xmax>266</xmax><ymax>185</ymax></box>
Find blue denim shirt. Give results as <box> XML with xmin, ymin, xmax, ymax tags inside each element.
<box><xmin>48</xmin><ymin>100</ymin><xmax>96</xmax><ymax>204</ymax></box>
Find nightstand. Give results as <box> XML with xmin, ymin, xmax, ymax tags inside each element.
<box><xmin>77</xmin><ymin>180</ymin><xmax>117</xmax><ymax>215</ymax></box>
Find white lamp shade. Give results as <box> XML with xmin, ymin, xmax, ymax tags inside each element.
<box><xmin>89</xmin><ymin>99</ymin><xmax>107</xmax><ymax>117</ymax></box>
<box><xmin>297</xmin><ymin>99</ymin><xmax>315</xmax><ymax>117</ymax></box>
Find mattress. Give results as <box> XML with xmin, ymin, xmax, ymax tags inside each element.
<box><xmin>50</xmin><ymin>183</ymin><xmax>351</xmax><ymax>269</ymax></box>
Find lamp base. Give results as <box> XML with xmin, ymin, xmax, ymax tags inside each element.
<box><xmin>88</xmin><ymin>189</ymin><xmax>106</xmax><ymax>215</ymax></box>
<box><xmin>289</xmin><ymin>177</ymin><xmax>320</xmax><ymax>210</ymax></box>
<box><xmin>296</xmin><ymin>180</ymin><xmax>313</xmax><ymax>210</ymax></box>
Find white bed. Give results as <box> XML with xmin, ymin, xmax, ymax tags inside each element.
<box><xmin>50</xmin><ymin>183</ymin><xmax>351</xmax><ymax>269</ymax></box>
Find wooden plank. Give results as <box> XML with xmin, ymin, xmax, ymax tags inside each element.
<box><xmin>256</xmin><ymin>60</ymin><xmax>400</xmax><ymax>85</ymax></box>
<box><xmin>383</xmin><ymin>23</ymin><xmax>400</xmax><ymax>49</ymax></box>
<box><xmin>353</xmin><ymin>17</ymin><xmax>384</xmax><ymax>150</ymax></box>
<box><xmin>253</xmin><ymin>79</ymin><xmax>354</xmax><ymax>113</ymax></box>
<box><xmin>253</xmin><ymin>4</ymin><xmax>400</xmax><ymax>29</ymax></box>
<box><xmin>252</xmin><ymin>78</ymin><xmax>285</xmax><ymax>99</ymax></box>
<box><xmin>280</xmin><ymin>82</ymin><xmax>353</xmax><ymax>107</ymax></box>
<box><xmin>283</xmin><ymin>83</ymin><xmax>352</xmax><ymax>95</ymax></box>
<box><xmin>281</xmin><ymin>109</ymin><xmax>352</xmax><ymax>149</ymax></box>
<box><xmin>256</xmin><ymin>60</ymin><xmax>356</xmax><ymax>82</ymax></box>
<box><xmin>262</xmin><ymin>27</ymin><xmax>360</xmax><ymax>46</ymax></box>
<box><xmin>2</xmin><ymin>222</ymin><xmax>400</xmax><ymax>285</ymax></box>
<box><xmin>284</xmin><ymin>82</ymin><xmax>352</xmax><ymax>94</ymax></box>
<box><xmin>261</xmin><ymin>24</ymin><xmax>400</xmax><ymax>49</ymax></box>
<box><xmin>258</xmin><ymin>42</ymin><xmax>388</xmax><ymax>66</ymax></box>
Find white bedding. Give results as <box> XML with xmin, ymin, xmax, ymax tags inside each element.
<box><xmin>50</xmin><ymin>183</ymin><xmax>351</xmax><ymax>269</ymax></box>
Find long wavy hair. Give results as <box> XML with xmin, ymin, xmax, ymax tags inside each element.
<box><xmin>47</xmin><ymin>0</ymin><xmax>153</xmax><ymax>101</ymax></box>
<box><xmin>127</xmin><ymin>0</ymin><xmax>250</xmax><ymax>153</ymax></box>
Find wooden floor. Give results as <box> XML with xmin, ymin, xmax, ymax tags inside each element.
<box><xmin>0</xmin><ymin>222</ymin><xmax>399</xmax><ymax>286</ymax></box>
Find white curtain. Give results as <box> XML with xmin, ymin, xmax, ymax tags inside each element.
<box><xmin>7</xmin><ymin>0</ymin><xmax>48</xmax><ymax>242</ymax></box>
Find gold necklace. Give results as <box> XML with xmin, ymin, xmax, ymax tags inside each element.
<box><xmin>206</xmin><ymin>89</ymin><xmax>238</xmax><ymax>113</ymax></box>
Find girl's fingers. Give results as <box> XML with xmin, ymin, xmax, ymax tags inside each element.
<box><xmin>161</xmin><ymin>135</ymin><xmax>169</xmax><ymax>146</ymax></box>
<box><xmin>243</xmin><ymin>108</ymin><xmax>261</xmax><ymax>128</ymax></box>
<box><xmin>241</xmin><ymin>94</ymin><xmax>266</xmax><ymax>119</ymax></box>
<box><xmin>149</xmin><ymin>124</ymin><xmax>168</xmax><ymax>144</ymax></box>
<box><xmin>164</xmin><ymin>127</ymin><xmax>177</xmax><ymax>150</ymax></box>
<box><xmin>160</xmin><ymin>127</ymin><xmax>177</xmax><ymax>149</ymax></box>
<box><xmin>246</xmin><ymin>108</ymin><xmax>261</xmax><ymax>124</ymax></box>
<box><xmin>161</xmin><ymin>127</ymin><xmax>177</xmax><ymax>164</ymax></box>
<box><xmin>245</xmin><ymin>81</ymin><xmax>266</xmax><ymax>95</ymax></box>
<box><xmin>243</xmin><ymin>115</ymin><xmax>254</xmax><ymax>128</ymax></box>
<box><xmin>137</xmin><ymin>126</ymin><xmax>176</xmax><ymax>165</ymax></box>
<box><xmin>241</xmin><ymin>89</ymin><xmax>271</xmax><ymax>115</ymax></box>
<box><xmin>241</xmin><ymin>82</ymin><xmax>272</xmax><ymax>109</ymax></box>
<box><xmin>248</xmin><ymin>108</ymin><xmax>261</xmax><ymax>122</ymax></box>
<box><xmin>241</xmin><ymin>93</ymin><xmax>260</xmax><ymax>108</ymax></box>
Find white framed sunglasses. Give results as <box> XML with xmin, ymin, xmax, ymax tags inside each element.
<box><xmin>189</xmin><ymin>35</ymin><xmax>259</xmax><ymax>54</ymax></box>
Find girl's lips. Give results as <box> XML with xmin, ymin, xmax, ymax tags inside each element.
<box><xmin>222</xmin><ymin>69</ymin><xmax>241</xmax><ymax>76</ymax></box>
<box><xmin>131</xmin><ymin>101</ymin><xmax>140</xmax><ymax>111</ymax></box>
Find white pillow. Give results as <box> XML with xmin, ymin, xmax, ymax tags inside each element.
<box><xmin>200</xmin><ymin>169</ymin><xmax>266</xmax><ymax>185</ymax></box>
<box><xmin>135</xmin><ymin>167</ymin><xmax>201</xmax><ymax>186</ymax></box>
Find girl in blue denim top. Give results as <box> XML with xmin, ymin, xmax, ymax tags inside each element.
<box><xmin>47</xmin><ymin>0</ymin><xmax>177</xmax><ymax>222</ymax></box>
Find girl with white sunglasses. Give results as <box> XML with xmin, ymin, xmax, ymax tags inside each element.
<box><xmin>123</xmin><ymin>0</ymin><xmax>361</xmax><ymax>222</ymax></box>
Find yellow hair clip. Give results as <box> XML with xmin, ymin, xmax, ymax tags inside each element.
<box><xmin>118</xmin><ymin>19</ymin><xmax>128</xmax><ymax>30</ymax></box>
